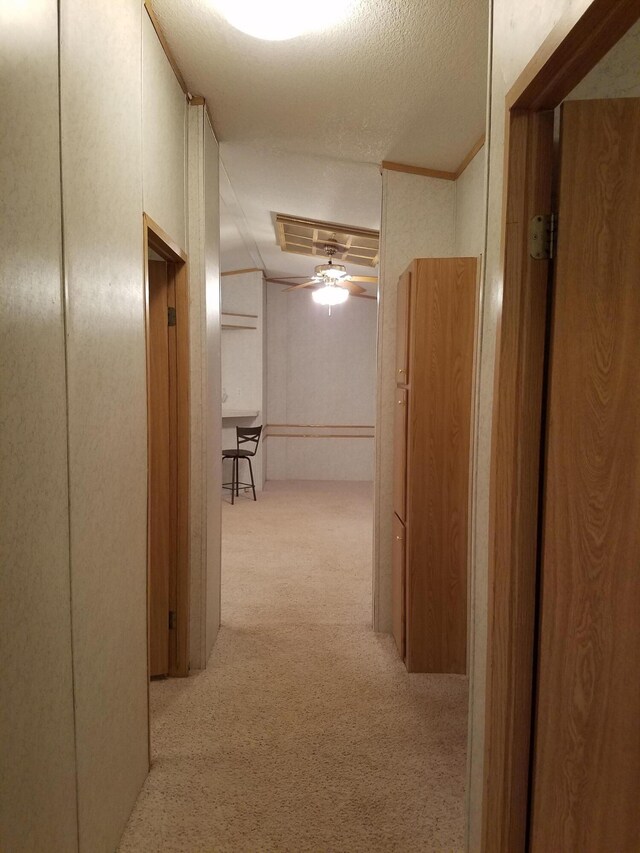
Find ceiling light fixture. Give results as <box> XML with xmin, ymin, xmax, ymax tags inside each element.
<box><xmin>314</xmin><ymin>262</ymin><xmax>348</xmax><ymax>281</ymax></box>
<box><xmin>211</xmin><ymin>0</ymin><xmax>355</xmax><ymax>41</ymax></box>
<box><xmin>312</xmin><ymin>284</ymin><xmax>349</xmax><ymax>307</ymax></box>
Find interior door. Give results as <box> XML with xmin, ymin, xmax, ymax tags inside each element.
<box><xmin>530</xmin><ymin>99</ymin><xmax>640</xmax><ymax>852</ymax></box>
<box><xmin>148</xmin><ymin>259</ymin><xmax>171</xmax><ymax>677</ymax></box>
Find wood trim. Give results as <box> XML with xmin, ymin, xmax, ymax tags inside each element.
<box><xmin>381</xmin><ymin>135</ymin><xmax>486</xmax><ymax>184</ymax></box>
<box><xmin>171</xmin><ymin>260</ymin><xmax>190</xmax><ymax>678</ymax></box>
<box><xmin>188</xmin><ymin>98</ymin><xmax>219</xmax><ymax>148</ymax></box>
<box><xmin>482</xmin><ymin>109</ymin><xmax>554</xmax><ymax>852</ymax></box>
<box><xmin>144</xmin><ymin>0</ymin><xmax>189</xmax><ymax>96</ymax></box>
<box><xmin>275</xmin><ymin>214</ymin><xmax>379</xmax><ymax>242</ymax></box>
<box><xmin>267</xmin><ymin>424</ymin><xmax>375</xmax><ymax>429</ymax></box>
<box><xmin>381</xmin><ymin>160</ymin><xmax>457</xmax><ymax>181</ymax></box>
<box><xmin>507</xmin><ymin>0</ymin><xmax>640</xmax><ymax>110</ymax></box>
<box><xmin>267</xmin><ymin>433</ymin><xmax>374</xmax><ymax>439</ymax></box>
<box><xmin>221</xmin><ymin>267</ymin><xmax>264</xmax><ymax>277</ymax></box>
<box><xmin>455</xmin><ymin>134</ymin><xmax>486</xmax><ymax>179</ymax></box>
<box><xmin>143</xmin><ymin>216</ymin><xmax>190</xmax><ymax>680</ymax></box>
<box><xmin>165</xmin><ymin>266</ymin><xmax>178</xmax><ymax>675</ymax></box>
<box><xmin>143</xmin><ymin>213</ymin><xmax>187</xmax><ymax>263</ymax></box>
<box><xmin>221</xmin><ymin>325</ymin><xmax>256</xmax><ymax>331</ymax></box>
<box><xmin>143</xmin><ymin>222</ymin><xmax>152</xmax><ymax>768</ymax></box>
<box><xmin>482</xmin><ymin>2</ymin><xmax>640</xmax><ymax>850</ymax></box>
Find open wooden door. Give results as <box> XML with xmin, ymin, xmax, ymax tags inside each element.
<box><xmin>529</xmin><ymin>99</ymin><xmax>640</xmax><ymax>851</ymax></box>
<box><xmin>145</xmin><ymin>215</ymin><xmax>190</xmax><ymax>679</ymax></box>
<box><xmin>148</xmin><ymin>260</ymin><xmax>173</xmax><ymax>677</ymax></box>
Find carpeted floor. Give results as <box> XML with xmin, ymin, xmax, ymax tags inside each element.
<box><xmin>118</xmin><ymin>481</ymin><xmax>468</xmax><ymax>852</ymax></box>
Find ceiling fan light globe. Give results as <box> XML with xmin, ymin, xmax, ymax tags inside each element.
<box><xmin>312</xmin><ymin>285</ymin><xmax>349</xmax><ymax>306</ymax></box>
<box><xmin>211</xmin><ymin>0</ymin><xmax>355</xmax><ymax>41</ymax></box>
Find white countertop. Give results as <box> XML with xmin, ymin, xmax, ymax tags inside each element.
<box><xmin>222</xmin><ymin>409</ymin><xmax>259</xmax><ymax>419</ymax></box>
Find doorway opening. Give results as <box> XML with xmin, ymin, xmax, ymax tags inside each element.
<box><xmin>218</xmin><ymin>265</ymin><xmax>378</xmax><ymax>631</ymax></box>
<box><xmin>144</xmin><ymin>213</ymin><xmax>190</xmax><ymax>679</ymax></box>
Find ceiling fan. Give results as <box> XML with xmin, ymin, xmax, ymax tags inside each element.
<box><xmin>266</xmin><ymin>238</ymin><xmax>378</xmax><ymax>305</ymax></box>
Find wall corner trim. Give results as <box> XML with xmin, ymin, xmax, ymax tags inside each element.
<box><xmin>455</xmin><ymin>135</ymin><xmax>486</xmax><ymax>180</ymax></box>
<box><xmin>380</xmin><ymin>135</ymin><xmax>486</xmax><ymax>184</ymax></box>
<box><xmin>144</xmin><ymin>0</ymin><xmax>189</xmax><ymax>96</ymax></box>
<box><xmin>380</xmin><ymin>160</ymin><xmax>457</xmax><ymax>181</ymax></box>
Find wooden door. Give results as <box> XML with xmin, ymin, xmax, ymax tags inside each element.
<box><xmin>530</xmin><ymin>99</ymin><xmax>640</xmax><ymax>852</ymax></box>
<box><xmin>405</xmin><ymin>257</ymin><xmax>476</xmax><ymax>674</ymax></box>
<box><xmin>393</xmin><ymin>386</ymin><xmax>407</xmax><ymax>521</ymax></box>
<box><xmin>395</xmin><ymin>268</ymin><xmax>411</xmax><ymax>384</ymax></box>
<box><xmin>392</xmin><ymin>513</ymin><xmax>406</xmax><ymax>658</ymax></box>
<box><xmin>392</xmin><ymin>383</ymin><xmax>408</xmax><ymax>657</ymax></box>
<box><xmin>148</xmin><ymin>260</ymin><xmax>171</xmax><ymax>677</ymax></box>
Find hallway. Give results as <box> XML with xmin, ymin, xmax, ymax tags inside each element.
<box><xmin>119</xmin><ymin>482</ymin><xmax>468</xmax><ymax>852</ymax></box>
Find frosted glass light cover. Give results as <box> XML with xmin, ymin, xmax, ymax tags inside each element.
<box><xmin>211</xmin><ymin>0</ymin><xmax>355</xmax><ymax>41</ymax></box>
<box><xmin>312</xmin><ymin>285</ymin><xmax>349</xmax><ymax>306</ymax></box>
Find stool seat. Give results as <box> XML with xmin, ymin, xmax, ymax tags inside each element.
<box><xmin>222</xmin><ymin>448</ymin><xmax>253</xmax><ymax>458</ymax></box>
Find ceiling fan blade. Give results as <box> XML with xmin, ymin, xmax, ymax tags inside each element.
<box><xmin>265</xmin><ymin>275</ymin><xmax>311</xmax><ymax>281</ymax></box>
<box><xmin>352</xmin><ymin>292</ymin><xmax>377</xmax><ymax>300</ymax></box>
<box><xmin>267</xmin><ymin>277</ymin><xmax>312</xmax><ymax>286</ymax></box>
<box><xmin>347</xmin><ymin>275</ymin><xmax>378</xmax><ymax>283</ymax></box>
<box><xmin>340</xmin><ymin>281</ymin><xmax>367</xmax><ymax>295</ymax></box>
<box><xmin>283</xmin><ymin>280</ymin><xmax>316</xmax><ymax>292</ymax></box>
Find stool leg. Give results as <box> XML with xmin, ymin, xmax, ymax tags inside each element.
<box><xmin>236</xmin><ymin>459</ymin><xmax>240</xmax><ymax>497</ymax></box>
<box><xmin>248</xmin><ymin>458</ymin><xmax>257</xmax><ymax>501</ymax></box>
<box><xmin>231</xmin><ymin>457</ymin><xmax>236</xmax><ymax>505</ymax></box>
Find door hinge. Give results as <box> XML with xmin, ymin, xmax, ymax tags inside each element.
<box><xmin>529</xmin><ymin>213</ymin><xmax>556</xmax><ymax>260</ymax></box>
<box><xmin>167</xmin><ymin>306</ymin><xmax>177</xmax><ymax>327</ymax></box>
<box><xmin>168</xmin><ymin>610</ymin><xmax>177</xmax><ymax>630</ymax></box>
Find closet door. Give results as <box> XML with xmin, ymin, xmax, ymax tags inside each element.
<box><xmin>406</xmin><ymin>257</ymin><xmax>476</xmax><ymax>674</ymax></box>
<box><xmin>529</xmin><ymin>98</ymin><xmax>640</xmax><ymax>853</ymax></box>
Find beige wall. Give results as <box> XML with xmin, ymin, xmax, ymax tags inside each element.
<box><xmin>2</xmin><ymin>3</ymin><xmax>222</xmax><ymax>849</ymax></box>
<box><xmin>60</xmin><ymin>2</ymin><xmax>149</xmax><ymax>849</ymax></box>
<box><xmin>266</xmin><ymin>283</ymin><xmax>377</xmax><ymax>481</ymax></box>
<box><xmin>144</xmin><ymin>21</ymin><xmax>223</xmax><ymax>673</ymax></box>
<box><xmin>187</xmin><ymin>103</ymin><xmax>207</xmax><ymax>667</ymax></box>
<box><xmin>455</xmin><ymin>149</ymin><xmax>486</xmax><ymax>257</ymax></box>
<box><xmin>204</xmin><ymin>118</ymin><xmax>223</xmax><ymax>660</ymax></box>
<box><xmin>143</xmin><ymin>11</ymin><xmax>187</xmax><ymax>249</ymax></box>
<box><xmin>187</xmin><ymin>104</ymin><xmax>222</xmax><ymax>666</ymax></box>
<box><xmin>0</xmin><ymin>1</ymin><xmax>79</xmax><ymax>850</ymax></box>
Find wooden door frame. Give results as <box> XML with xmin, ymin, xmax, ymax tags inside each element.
<box><xmin>143</xmin><ymin>213</ymin><xmax>190</xmax><ymax>680</ymax></box>
<box><xmin>481</xmin><ymin>1</ymin><xmax>640</xmax><ymax>850</ymax></box>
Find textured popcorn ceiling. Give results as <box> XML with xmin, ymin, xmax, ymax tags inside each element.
<box><xmin>153</xmin><ymin>0</ymin><xmax>489</xmax><ymax>276</ymax></box>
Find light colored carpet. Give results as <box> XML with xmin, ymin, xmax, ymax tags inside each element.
<box><xmin>118</xmin><ymin>481</ymin><xmax>468</xmax><ymax>852</ymax></box>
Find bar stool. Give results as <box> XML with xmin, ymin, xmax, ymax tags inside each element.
<box><xmin>222</xmin><ymin>426</ymin><xmax>263</xmax><ymax>504</ymax></box>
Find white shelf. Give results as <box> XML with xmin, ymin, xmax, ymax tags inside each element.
<box><xmin>222</xmin><ymin>409</ymin><xmax>259</xmax><ymax>419</ymax></box>
<box><xmin>221</xmin><ymin>312</ymin><xmax>258</xmax><ymax>330</ymax></box>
